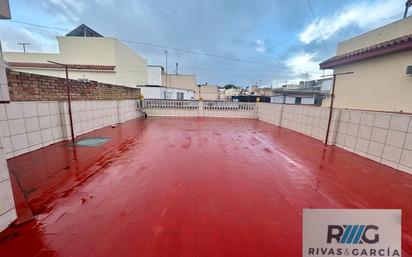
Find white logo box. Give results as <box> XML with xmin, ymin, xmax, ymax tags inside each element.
<box><xmin>302</xmin><ymin>209</ymin><xmax>401</xmax><ymax>257</ymax></box>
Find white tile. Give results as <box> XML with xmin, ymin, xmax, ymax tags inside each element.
<box><xmin>349</xmin><ymin>111</ymin><xmax>361</xmax><ymax>124</ymax></box>
<box><xmin>14</xmin><ymin>147</ymin><xmax>30</xmax><ymax>156</ymax></box>
<box><xmin>52</xmin><ymin>127</ymin><xmax>63</xmax><ymax>141</ymax></box>
<box><xmin>25</xmin><ymin>117</ymin><xmax>40</xmax><ymax>132</ymax></box>
<box><xmin>344</xmin><ymin>135</ymin><xmax>356</xmax><ymax>150</ymax></box>
<box><xmin>5</xmin><ymin>103</ymin><xmax>23</xmax><ymax>119</ymax></box>
<box><xmin>368</xmin><ymin>141</ymin><xmax>384</xmax><ymax>157</ymax></box>
<box><xmin>50</xmin><ymin>114</ymin><xmax>61</xmax><ymax>127</ymax></box>
<box><xmin>400</xmin><ymin>149</ymin><xmax>412</xmax><ymax>168</ymax></box>
<box><xmin>22</xmin><ymin>102</ymin><xmax>38</xmax><ymax>118</ymax></box>
<box><xmin>39</xmin><ymin>116</ymin><xmax>51</xmax><ymax>129</ymax></box>
<box><xmin>371</xmin><ymin>127</ymin><xmax>387</xmax><ymax>143</ymax></box>
<box><xmin>2</xmin><ymin>137</ymin><xmax>12</xmax><ymax>155</ymax></box>
<box><xmin>346</xmin><ymin>123</ymin><xmax>359</xmax><ymax>137</ymax></box>
<box><xmin>385</xmin><ymin>130</ymin><xmax>406</xmax><ymax>148</ymax></box>
<box><xmin>389</xmin><ymin>114</ymin><xmax>410</xmax><ymax>132</ymax></box>
<box><xmin>382</xmin><ymin>144</ymin><xmax>402</xmax><ymax>163</ymax></box>
<box><xmin>37</xmin><ymin>102</ymin><xmax>50</xmax><ymax>116</ymax></box>
<box><xmin>398</xmin><ymin>164</ymin><xmax>412</xmax><ymax>175</ymax></box>
<box><xmin>48</xmin><ymin>102</ymin><xmax>60</xmax><ymax>115</ymax></box>
<box><xmin>337</xmin><ymin>121</ymin><xmax>348</xmax><ymax>134</ymax></box>
<box><xmin>367</xmin><ymin>154</ymin><xmax>381</xmax><ymax>162</ymax></box>
<box><xmin>10</xmin><ymin>134</ymin><xmax>28</xmax><ymax>151</ymax></box>
<box><xmin>340</xmin><ymin>111</ymin><xmax>350</xmax><ymax>122</ymax></box>
<box><xmin>380</xmin><ymin>159</ymin><xmax>398</xmax><ymax>169</ymax></box>
<box><xmin>355</xmin><ymin>138</ymin><xmax>369</xmax><ymax>153</ymax></box>
<box><xmin>360</xmin><ymin>112</ymin><xmax>375</xmax><ymax>126</ymax></box>
<box><xmin>29</xmin><ymin>144</ymin><xmax>43</xmax><ymax>152</ymax></box>
<box><xmin>27</xmin><ymin>131</ymin><xmax>42</xmax><ymax>147</ymax></box>
<box><xmin>41</xmin><ymin>128</ymin><xmax>53</xmax><ymax>143</ymax></box>
<box><xmin>0</xmin><ymin>105</ymin><xmax>6</xmax><ymax>121</ymax></box>
<box><xmin>373</xmin><ymin>113</ymin><xmax>391</xmax><ymax>129</ymax></box>
<box><xmin>8</xmin><ymin>119</ymin><xmax>26</xmax><ymax>136</ymax></box>
<box><xmin>0</xmin><ymin>179</ymin><xmax>15</xmax><ymax>214</ymax></box>
<box><xmin>408</xmin><ymin>120</ymin><xmax>412</xmax><ymax>133</ymax></box>
<box><xmin>0</xmin><ymin>120</ymin><xmax>9</xmax><ymax>137</ymax></box>
<box><xmin>358</xmin><ymin>125</ymin><xmax>372</xmax><ymax>139</ymax></box>
<box><xmin>404</xmin><ymin>133</ymin><xmax>412</xmax><ymax>151</ymax></box>
<box><xmin>0</xmin><ymin>208</ymin><xmax>17</xmax><ymax>232</ymax></box>
<box><xmin>0</xmin><ymin>157</ymin><xmax>9</xmax><ymax>182</ymax></box>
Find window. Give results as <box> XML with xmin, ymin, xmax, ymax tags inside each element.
<box><xmin>177</xmin><ymin>92</ymin><xmax>184</xmax><ymax>100</ymax></box>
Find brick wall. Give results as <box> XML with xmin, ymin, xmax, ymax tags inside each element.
<box><xmin>6</xmin><ymin>69</ymin><xmax>140</xmax><ymax>101</ymax></box>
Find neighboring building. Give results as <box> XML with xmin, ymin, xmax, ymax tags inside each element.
<box><xmin>320</xmin><ymin>16</ymin><xmax>412</xmax><ymax>112</ymax></box>
<box><xmin>147</xmin><ymin>65</ymin><xmax>164</xmax><ymax>86</ymax></box>
<box><xmin>137</xmin><ymin>86</ymin><xmax>195</xmax><ymax>100</ymax></box>
<box><xmin>4</xmin><ymin>24</ymin><xmax>147</xmax><ymax>88</ymax></box>
<box><xmin>224</xmin><ymin>87</ymin><xmax>242</xmax><ymax>100</ymax></box>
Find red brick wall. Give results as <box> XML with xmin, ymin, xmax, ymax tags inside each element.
<box><xmin>6</xmin><ymin>69</ymin><xmax>140</xmax><ymax>101</ymax></box>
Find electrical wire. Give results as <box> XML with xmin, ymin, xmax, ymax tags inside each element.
<box><xmin>305</xmin><ymin>0</ymin><xmax>331</xmax><ymax>59</ymax></box>
<box><xmin>9</xmin><ymin>20</ymin><xmax>283</xmax><ymax>69</ymax></box>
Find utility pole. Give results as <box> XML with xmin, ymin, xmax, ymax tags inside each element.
<box><xmin>18</xmin><ymin>42</ymin><xmax>30</xmax><ymax>53</ymax></box>
<box><xmin>323</xmin><ymin>71</ymin><xmax>354</xmax><ymax>145</ymax></box>
<box><xmin>175</xmin><ymin>62</ymin><xmax>178</xmax><ymax>75</ymax></box>
<box><xmin>47</xmin><ymin>60</ymin><xmax>78</xmax><ymax>143</ymax></box>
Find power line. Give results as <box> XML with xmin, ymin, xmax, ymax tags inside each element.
<box><xmin>305</xmin><ymin>0</ymin><xmax>331</xmax><ymax>59</ymax></box>
<box><xmin>9</xmin><ymin>19</ymin><xmax>283</xmax><ymax>68</ymax></box>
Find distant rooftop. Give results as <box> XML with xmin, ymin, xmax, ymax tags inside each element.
<box><xmin>66</xmin><ymin>24</ymin><xmax>103</xmax><ymax>37</ymax></box>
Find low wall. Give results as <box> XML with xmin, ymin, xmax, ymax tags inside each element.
<box><xmin>6</xmin><ymin>69</ymin><xmax>140</xmax><ymax>101</ymax></box>
<box><xmin>257</xmin><ymin>103</ymin><xmax>412</xmax><ymax>175</ymax></box>
<box><xmin>143</xmin><ymin>100</ymin><xmax>257</xmax><ymax>119</ymax></box>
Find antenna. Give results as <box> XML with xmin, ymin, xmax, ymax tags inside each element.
<box><xmin>404</xmin><ymin>0</ymin><xmax>412</xmax><ymax>18</ymax></box>
<box><xmin>164</xmin><ymin>50</ymin><xmax>168</xmax><ymax>87</ymax></box>
<box><xmin>175</xmin><ymin>62</ymin><xmax>178</xmax><ymax>75</ymax></box>
<box><xmin>18</xmin><ymin>42</ymin><xmax>30</xmax><ymax>53</ymax></box>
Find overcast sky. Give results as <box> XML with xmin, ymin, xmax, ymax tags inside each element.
<box><xmin>0</xmin><ymin>0</ymin><xmax>407</xmax><ymax>87</ymax></box>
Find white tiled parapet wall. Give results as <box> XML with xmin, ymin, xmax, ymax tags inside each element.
<box><xmin>334</xmin><ymin>109</ymin><xmax>412</xmax><ymax>174</ymax></box>
<box><xmin>257</xmin><ymin>103</ymin><xmax>412</xmax><ymax>175</ymax></box>
<box><xmin>0</xmin><ymin>53</ymin><xmax>16</xmax><ymax>231</ymax></box>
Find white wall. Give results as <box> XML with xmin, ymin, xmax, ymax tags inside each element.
<box><xmin>257</xmin><ymin>103</ymin><xmax>412</xmax><ymax>175</ymax></box>
<box><xmin>139</xmin><ymin>87</ymin><xmax>195</xmax><ymax>100</ymax></box>
<box><xmin>147</xmin><ymin>66</ymin><xmax>162</xmax><ymax>86</ymax></box>
<box><xmin>0</xmin><ymin>99</ymin><xmax>143</xmax><ymax>159</ymax></box>
<box><xmin>4</xmin><ymin>36</ymin><xmax>148</xmax><ymax>88</ymax></box>
<box><xmin>334</xmin><ymin>109</ymin><xmax>412</xmax><ymax>173</ymax></box>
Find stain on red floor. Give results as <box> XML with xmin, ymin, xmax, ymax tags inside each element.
<box><xmin>0</xmin><ymin>117</ymin><xmax>411</xmax><ymax>257</ymax></box>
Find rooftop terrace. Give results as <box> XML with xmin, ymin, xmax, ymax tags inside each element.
<box><xmin>0</xmin><ymin>117</ymin><xmax>411</xmax><ymax>256</ymax></box>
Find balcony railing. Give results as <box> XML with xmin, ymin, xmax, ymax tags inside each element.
<box><xmin>142</xmin><ymin>99</ymin><xmax>199</xmax><ymax>109</ymax></box>
<box><xmin>203</xmin><ymin>101</ymin><xmax>256</xmax><ymax>111</ymax></box>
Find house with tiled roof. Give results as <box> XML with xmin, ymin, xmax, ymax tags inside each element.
<box><xmin>3</xmin><ymin>24</ymin><xmax>147</xmax><ymax>88</ymax></box>
<box><xmin>320</xmin><ymin>16</ymin><xmax>412</xmax><ymax>113</ymax></box>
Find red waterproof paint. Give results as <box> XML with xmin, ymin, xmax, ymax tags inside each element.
<box><xmin>0</xmin><ymin>117</ymin><xmax>411</xmax><ymax>257</ymax></box>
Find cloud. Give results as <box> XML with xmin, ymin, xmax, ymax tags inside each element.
<box><xmin>299</xmin><ymin>0</ymin><xmax>401</xmax><ymax>44</ymax></box>
<box><xmin>0</xmin><ymin>23</ymin><xmax>59</xmax><ymax>52</ymax></box>
<box><xmin>285</xmin><ymin>52</ymin><xmax>322</xmax><ymax>79</ymax></box>
<box><xmin>41</xmin><ymin>0</ymin><xmax>84</xmax><ymax>23</ymax></box>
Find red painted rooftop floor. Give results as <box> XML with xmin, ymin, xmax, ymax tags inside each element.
<box><xmin>0</xmin><ymin>117</ymin><xmax>411</xmax><ymax>257</ymax></box>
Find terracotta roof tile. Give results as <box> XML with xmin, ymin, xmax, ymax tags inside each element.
<box><xmin>320</xmin><ymin>33</ymin><xmax>412</xmax><ymax>69</ymax></box>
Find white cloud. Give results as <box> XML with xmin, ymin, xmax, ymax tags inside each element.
<box><xmin>284</xmin><ymin>52</ymin><xmax>332</xmax><ymax>82</ymax></box>
<box><xmin>286</xmin><ymin>52</ymin><xmax>320</xmax><ymax>76</ymax></box>
<box><xmin>299</xmin><ymin>0</ymin><xmax>401</xmax><ymax>44</ymax></box>
<box><xmin>0</xmin><ymin>23</ymin><xmax>58</xmax><ymax>53</ymax></box>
